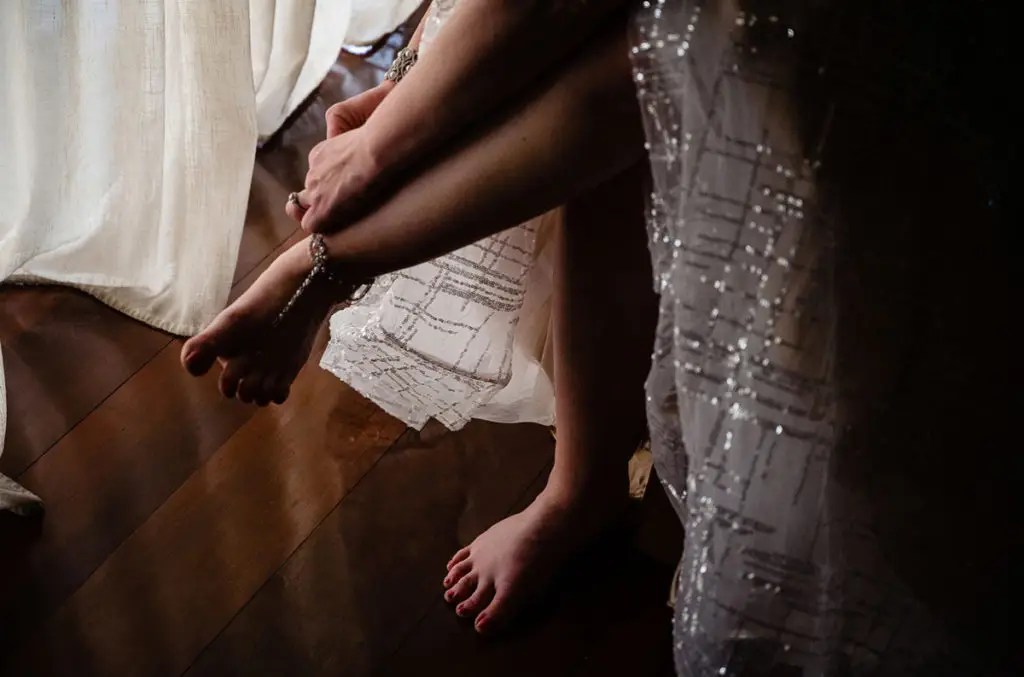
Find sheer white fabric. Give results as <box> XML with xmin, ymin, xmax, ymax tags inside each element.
<box><xmin>320</xmin><ymin>0</ymin><xmax>557</xmax><ymax>431</ymax></box>
<box><xmin>631</xmin><ymin>0</ymin><xmax>1006</xmax><ymax>674</ymax></box>
<box><xmin>251</xmin><ymin>0</ymin><xmax>351</xmax><ymax>140</ymax></box>
<box><xmin>252</xmin><ymin>0</ymin><xmax>425</xmax><ymax>140</ymax></box>
<box><xmin>345</xmin><ymin>0</ymin><xmax>424</xmax><ymax>47</ymax></box>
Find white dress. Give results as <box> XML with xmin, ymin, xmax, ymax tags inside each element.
<box><xmin>320</xmin><ymin>0</ymin><xmax>557</xmax><ymax>431</ymax></box>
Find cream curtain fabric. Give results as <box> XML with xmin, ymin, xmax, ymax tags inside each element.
<box><xmin>251</xmin><ymin>0</ymin><xmax>352</xmax><ymax>139</ymax></box>
<box><xmin>344</xmin><ymin>0</ymin><xmax>423</xmax><ymax>46</ymax></box>
<box><xmin>252</xmin><ymin>0</ymin><xmax>424</xmax><ymax>140</ymax></box>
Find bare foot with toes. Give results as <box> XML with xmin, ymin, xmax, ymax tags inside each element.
<box><xmin>442</xmin><ymin>482</ymin><xmax>627</xmax><ymax>634</ymax></box>
<box><xmin>180</xmin><ymin>239</ymin><xmax>340</xmax><ymax>405</ymax></box>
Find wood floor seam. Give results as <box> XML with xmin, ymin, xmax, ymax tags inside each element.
<box><xmin>14</xmin><ymin>337</ymin><xmax>175</xmax><ymax>481</ymax></box>
<box><xmin>177</xmin><ymin>427</ymin><xmax>412</xmax><ymax>677</ymax></box>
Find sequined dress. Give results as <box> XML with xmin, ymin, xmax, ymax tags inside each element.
<box><xmin>320</xmin><ymin>0</ymin><xmax>557</xmax><ymax>430</ymax></box>
<box><xmin>631</xmin><ymin>1</ymin><xmax>1011</xmax><ymax>674</ymax></box>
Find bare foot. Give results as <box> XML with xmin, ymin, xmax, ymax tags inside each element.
<box><xmin>442</xmin><ymin>483</ymin><xmax>627</xmax><ymax>634</ymax></box>
<box><xmin>180</xmin><ymin>239</ymin><xmax>339</xmax><ymax>405</ymax></box>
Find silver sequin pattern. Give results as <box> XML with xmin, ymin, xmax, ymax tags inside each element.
<box><xmin>631</xmin><ymin>0</ymin><xmax>1010</xmax><ymax>675</ymax></box>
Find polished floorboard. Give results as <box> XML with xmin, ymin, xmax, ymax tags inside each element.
<box><xmin>0</xmin><ymin>32</ymin><xmax>681</xmax><ymax>677</ymax></box>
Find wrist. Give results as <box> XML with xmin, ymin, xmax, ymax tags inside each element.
<box><xmin>361</xmin><ymin>109</ymin><xmax>404</xmax><ymax>186</ymax></box>
<box><xmin>362</xmin><ymin>48</ymin><xmax>420</xmax><ymax>179</ymax></box>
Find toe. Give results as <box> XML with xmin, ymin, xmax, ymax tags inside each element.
<box><xmin>237</xmin><ymin>375</ymin><xmax>260</xmax><ymax>404</ymax></box>
<box><xmin>271</xmin><ymin>381</ymin><xmax>291</xmax><ymax>405</ymax></box>
<box><xmin>457</xmin><ymin>581</ymin><xmax>493</xmax><ymax>618</ymax></box>
<box><xmin>447</xmin><ymin>547</ymin><xmax>470</xmax><ymax>571</ymax></box>
<box><xmin>444</xmin><ymin>572</ymin><xmax>477</xmax><ymax>605</ymax></box>
<box><xmin>443</xmin><ymin>560</ymin><xmax>473</xmax><ymax>588</ymax></box>
<box><xmin>181</xmin><ymin>309</ymin><xmax>254</xmax><ymax>377</ymax></box>
<box><xmin>181</xmin><ymin>334</ymin><xmax>218</xmax><ymax>376</ymax></box>
<box><xmin>250</xmin><ymin>372</ymin><xmax>274</xmax><ymax>407</ymax></box>
<box><xmin>219</xmin><ymin>359</ymin><xmax>250</xmax><ymax>399</ymax></box>
<box><xmin>265</xmin><ymin>372</ymin><xmax>293</xmax><ymax>405</ymax></box>
<box><xmin>475</xmin><ymin>590</ymin><xmax>512</xmax><ymax>635</ymax></box>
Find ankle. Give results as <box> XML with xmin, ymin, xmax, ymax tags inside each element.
<box><xmin>540</xmin><ymin>468</ymin><xmax>630</xmax><ymax>511</ymax></box>
<box><xmin>280</xmin><ymin>240</ymin><xmax>353</xmax><ymax>314</ymax></box>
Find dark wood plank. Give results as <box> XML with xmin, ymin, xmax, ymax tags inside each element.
<box><xmin>0</xmin><ymin>233</ymin><xmax>297</xmax><ymax>650</ymax></box>
<box><xmin>0</xmin><ymin>286</ymin><xmax>170</xmax><ymax>475</ymax></box>
<box><xmin>181</xmin><ymin>421</ymin><xmax>554</xmax><ymax>677</ymax></box>
<box><xmin>4</xmin><ymin>345</ymin><xmax>406</xmax><ymax>677</ymax></box>
<box><xmin>0</xmin><ymin>341</ymin><xmax>257</xmax><ymax>649</ymax></box>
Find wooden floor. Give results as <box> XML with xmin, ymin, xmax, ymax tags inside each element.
<box><xmin>0</xmin><ymin>32</ymin><xmax>681</xmax><ymax>677</ymax></box>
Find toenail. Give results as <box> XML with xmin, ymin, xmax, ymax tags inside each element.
<box><xmin>445</xmin><ymin>590</ymin><xmax>454</xmax><ymax>600</ymax></box>
<box><xmin>456</xmin><ymin>604</ymin><xmax>464</xmax><ymax>615</ymax></box>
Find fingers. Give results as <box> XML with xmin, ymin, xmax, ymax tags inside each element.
<box><xmin>283</xmin><ymin>186</ymin><xmax>327</xmax><ymax>234</ymax></box>
<box><xmin>292</xmin><ymin>123</ymin><xmax>382</xmax><ymax>233</ymax></box>
<box><xmin>285</xmin><ymin>190</ymin><xmax>310</xmax><ymax>223</ymax></box>
<box><xmin>300</xmin><ymin>202</ymin><xmax>325</xmax><ymax>234</ymax></box>
<box><xmin>299</xmin><ymin>184</ymin><xmax>371</xmax><ymax>235</ymax></box>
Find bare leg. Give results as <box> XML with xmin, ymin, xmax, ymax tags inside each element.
<box><xmin>181</xmin><ymin>13</ymin><xmax>658</xmax><ymax>635</ymax></box>
<box><xmin>442</xmin><ymin>162</ymin><xmax>657</xmax><ymax>633</ymax></box>
<box><xmin>181</xmin><ymin>15</ymin><xmax>642</xmax><ymax>404</ymax></box>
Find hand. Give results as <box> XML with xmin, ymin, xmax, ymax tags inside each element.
<box><xmin>285</xmin><ymin>81</ymin><xmax>394</xmax><ymax>231</ymax></box>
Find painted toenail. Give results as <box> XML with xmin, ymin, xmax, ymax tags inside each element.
<box><xmin>445</xmin><ymin>590</ymin><xmax>454</xmax><ymax>600</ymax></box>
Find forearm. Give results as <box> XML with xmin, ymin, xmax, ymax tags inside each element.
<box><xmin>365</xmin><ymin>12</ymin><xmax>428</xmax><ymax>100</ymax></box>
<box><xmin>325</xmin><ymin>16</ymin><xmax>642</xmax><ymax>278</ymax></box>
<box><xmin>363</xmin><ymin>0</ymin><xmax>631</xmax><ymax>181</ymax></box>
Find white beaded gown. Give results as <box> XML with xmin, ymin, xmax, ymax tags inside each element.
<box><xmin>320</xmin><ymin>0</ymin><xmax>557</xmax><ymax>431</ymax></box>
<box><xmin>631</xmin><ymin>0</ymin><xmax>1011</xmax><ymax>675</ymax></box>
